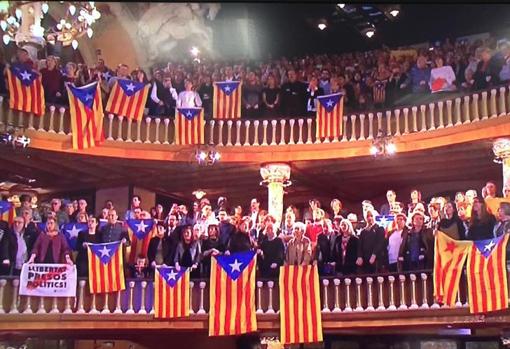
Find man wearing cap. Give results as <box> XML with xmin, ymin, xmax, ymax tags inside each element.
<box><xmin>356</xmin><ymin>209</ymin><xmax>387</xmax><ymax>274</ymax></box>
<box><xmin>387</xmin><ymin>212</ymin><xmax>408</xmax><ymax>272</ymax></box>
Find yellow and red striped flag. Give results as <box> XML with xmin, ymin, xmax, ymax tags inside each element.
<box><xmin>466</xmin><ymin>234</ymin><xmax>509</xmax><ymax>313</ymax></box>
<box><xmin>6</xmin><ymin>63</ymin><xmax>45</xmax><ymax>116</ymax></box>
<box><xmin>154</xmin><ymin>266</ymin><xmax>190</xmax><ymax>319</ymax></box>
<box><xmin>279</xmin><ymin>264</ymin><xmax>323</xmax><ymax>345</ymax></box>
<box><xmin>174</xmin><ymin>107</ymin><xmax>205</xmax><ymax>145</ymax></box>
<box><xmin>87</xmin><ymin>241</ymin><xmax>126</xmax><ymax>294</ymax></box>
<box><xmin>433</xmin><ymin>231</ymin><xmax>472</xmax><ymax>307</ymax></box>
<box><xmin>209</xmin><ymin>250</ymin><xmax>257</xmax><ymax>336</ymax></box>
<box><xmin>105</xmin><ymin>79</ymin><xmax>149</xmax><ymax>121</ymax></box>
<box><xmin>212</xmin><ymin>81</ymin><xmax>242</xmax><ymax>119</ymax></box>
<box><xmin>0</xmin><ymin>201</ymin><xmax>16</xmax><ymax>225</ymax></box>
<box><xmin>126</xmin><ymin>219</ymin><xmax>154</xmax><ymax>265</ymax></box>
<box><xmin>485</xmin><ymin>197</ymin><xmax>510</xmax><ymax>216</ymax></box>
<box><xmin>66</xmin><ymin>81</ymin><xmax>105</xmax><ymax>150</ymax></box>
<box><xmin>316</xmin><ymin>93</ymin><xmax>343</xmax><ymax>141</ymax></box>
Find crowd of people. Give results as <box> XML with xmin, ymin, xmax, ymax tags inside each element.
<box><xmin>1</xmin><ymin>180</ymin><xmax>509</xmax><ymax>280</ymax></box>
<box><xmin>1</xmin><ymin>33</ymin><xmax>510</xmax><ymax>119</ymax></box>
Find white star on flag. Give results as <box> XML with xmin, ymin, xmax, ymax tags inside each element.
<box><xmin>85</xmin><ymin>94</ymin><xmax>93</xmax><ymax>101</ymax></box>
<box><xmin>379</xmin><ymin>217</ymin><xmax>387</xmax><ymax>225</ymax></box>
<box><xmin>229</xmin><ymin>259</ymin><xmax>243</xmax><ymax>272</ymax></box>
<box><xmin>484</xmin><ymin>240</ymin><xmax>496</xmax><ymax>252</ymax></box>
<box><xmin>326</xmin><ymin>99</ymin><xmax>334</xmax><ymax>107</ymax></box>
<box><xmin>224</xmin><ymin>85</ymin><xmax>231</xmax><ymax>92</ymax></box>
<box><xmin>135</xmin><ymin>220</ymin><xmax>148</xmax><ymax>233</ymax></box>
<box><xmin>186</xmin><ymin>111</ymin><xmax>193</xmax><ymax>117</ymax></box>
<box><xmin>20</xmin><ymin>71</ymin><xmax>32</xmax><ymax>80</ymax></box>
<box><xmin>99</xmin><ymin>245</ymin><xmax>111</xmax><ymax>258</ymax></box>
<box><xmin>167</xmin><ymin>270</ymin><xmax>178</xmax><ymax>281</ymax></box>
<box><xmin>126</xmin><ymin>83</ymin><xmax>135</xmax><ymax>91</ymax></box>
<box><xmin>66</xmin><ymin>225</ymin><xmax>81</xmax><ymax>239</ymax></box>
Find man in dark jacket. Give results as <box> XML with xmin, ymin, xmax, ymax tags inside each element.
<box><xmin>280</xmin><ymin>69</ymin><xmax>306</xmax><ymax>117</ymax></box>
<box><xmin>399</xmin><ymin>210</ymin><xmax>432</xmax><ymax>271</ymax></box>
<box><xmin>8</xmin><ymin>216</ymin><xmax>39</xmax><ymax>275</ymax></box>
<box><xmin>356</xmin><ymin>209</ymin><xmax>387</xmax><ymax>274</ymax></box>
<box><xmin>147</xmin><ymin>223</ymin><xmax>172</xmax><ymax>276</ymax></box>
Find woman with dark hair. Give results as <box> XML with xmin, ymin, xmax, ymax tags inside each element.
<box><xmin>466</xmin><ymin>198</ymin><xmax>497</xmax><ymax>240</ymax></box>
<box><xmin>438</xmin><ymin>201</ymin><xmax>466</xmax><ymax>240</ymax></box>
<box><xmin>407</xmin><ymin>189</ymin><xmax>425</xmax><ymax>216</ymax></box>
<box><xmin>75</xmin><ymin>215</ymin><xmax>102</xmax><ymax>276</ymax></box>
<box><xmin>332</xmin><ymin>219</ymin><xmax>358</xmax><ymax>276</ymax></box>
<box><xmin>174</xmin><ymin>225</ymin><xmax>201</xmax><ymax>278</ymax></box>
<box><xmin>27</xmin><ymin>216</ymin><xmax>72</xmax><ymax>264</ymax></box>
<box><xmin>201</xmin><ymin>223</ymin><xmax>225</xmax><ymax>276</ymax></box>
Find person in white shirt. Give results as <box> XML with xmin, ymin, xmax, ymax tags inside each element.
<box><xmin>176</xmin><ymin>79</ymin><xmax>202</xmax><ymax>108</ymax></box>
<box><xmin>150</xmin><ymin>72</ymin><xmax>178</xmax><ymax>115</ymax></box>
<box><xmin>387</xmin><ymin>212</ymin><xmax>407</xmax><ymax>272</ymax></box>
<box><xmin>429</xmin><ymin>56</ymin><xmax>457</xmax><ymax>93</ymax></box>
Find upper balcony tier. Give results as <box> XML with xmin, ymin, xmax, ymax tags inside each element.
<box><xmin>1</xmin><ymin>86</ymin><xmax>510</xmax><ymax>163</ymax></box>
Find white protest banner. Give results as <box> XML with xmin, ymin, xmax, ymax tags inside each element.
<box><xmin>19</xmin><ymin>263</ymin><xmax>77</xmax><ymax>297</ymax></box>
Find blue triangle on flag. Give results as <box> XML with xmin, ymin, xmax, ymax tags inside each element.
<box><xmin>216</xmin><ymin>81</ymin><xmax>240</xmax><ymax>96</ymax></box>
<box><xmin>474</xmin><ymin>235</ymin><xmax>504</xmax><ymax>258</ymax></box>
<box><xmin>215</xmin><ymin>250</ymin><xmax>255</xmax><ymax>281</ymax></box>
<box><xmin>375</xmin><ymin>215</ymin><xmax>395</xmax><ymax>229</ymax></box>
<box><xmin>37</xmin><ymin>222</ymin><xmax>46</xmax><ymax>232</ymax></box>
<box><xmin>126</xmin><ymin>219</ymin><xmax>154</xmax><ymax>240</ymax></box>
<box><xmin>68</xmin><ymin>82</ymin><xmax>98</xmax><ymax>110</ymax></box>
<box><xmin>157</xmin><ymin>266</ymin><xmax>187</xmax><ymax>288</ymax></box>
<box><xmin>61</xmin><ymin>222</ymin><xmax>88</xmax><ymax>250</ymax></box>
<box><xmin>178</xmin><ymin>108</ymin><xmax>202</xmax><ymax>120</ymax></box>
<box><xmin>10</xmin><ymin>64</ymin><xmax>38</xmax><ymax>87</ymax></box>
<box><xmin>317</xmin><ymin>93</ymin><xmax>342</xmax><ymax>112</ymax></box>
<box><xmin>117</xmin><ymin>79</ymin><xmax>146</xmax><ymax>97</ymax></box>
<box><xmin>89</xmin><ymin>241</ymin><xmax>122</xmax><ymax>264</ymax></box>
<box><xmin>0</xmin><ymin>201</ymin><xmax>12</xmax><ymax>215</ymax></box>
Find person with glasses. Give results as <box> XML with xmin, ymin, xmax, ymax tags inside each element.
<box><xmin>49</xmin><ymin>198</ymin><xmax>68</xmax><ymax>226</ymax></box>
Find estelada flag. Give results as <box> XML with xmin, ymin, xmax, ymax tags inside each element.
<box><xmin>66</xmin><ymin>81</ymin><xmax>105</xmax><ymax>150</ymax></box>
<box><xmin>126</xmin><ymin>219</ymin><xmax>155</xmax><ymax>265</ymax></box>
<box><xmin>485</xmin><ymin>197</ymin><xmax>510</xmax><ymax>216</ymax></box>
<box><xmin>105</xmin><ymin>79</ymin><xmax>149</xmax><ymax>121</ymax></box>
<box><xmin>466</xmin><ymin>234</ymin><xmax>509</xmax><ymax>313</ymax></box>
<box><xmin>279</xmin><ymin>264</ymin><xmax>323</xmax><ymax>345</ymax></box>
<box><xmin>154</xmin><ymin>266</ymin><xmax>190</xmax><ymax>319</ymax></box>
<box><xmin>87</xmin><ymin>241</ymin><xmax>126</xmax><ymax>294</ymax></box>
<box><xmin>0</xmin><ymin>201</ymin><xmax>16</xmax><ymax>225</ymax></box>
<box><xmin>6</xmin><ymin>63</ymin><xmax>45</xmax><ymax>116</ymax></box>
<box><xmin>61</xmin><ymin>222</ymin><xmax>88</xmax><ymax>251</ymax></box>
<box><xmin>433</xmin><ymin>231</ymin><xmax>472</xmax><ymax>307</ymax></box>
<box><xmin>316</xmin><ymin>93</ymin><xmax>343</xmax><ymax>140</ymax></box>
<box><xmin>209</xmin><ymin>250</ymin><xmax>257</xmax><ymax>336</ymax></box>
<box><xmin>375</xmin><ymin>215</ymin><xmax>395</xmax><ymax>234</ymax></box>
<box><xmin>213</xmin><ymin>81</ymin><xmax>242</xmax><ymax>119</ymax></box>
<box><xmin>174</xmin><ymin>107</ymin><xmax>205</xmax><ymax>145</ymax></box>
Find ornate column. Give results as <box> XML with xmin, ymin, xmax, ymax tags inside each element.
<box><xmin>493</xmin><ymin>138</ymin><xmax>510</xmax><ymax>189</ymax></box>
<box><xmin>259</xmin><ymin>163</ymin><xmax>292</xmax><ymax>226</ymax></box>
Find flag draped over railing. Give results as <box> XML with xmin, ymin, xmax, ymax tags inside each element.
<box><xmin>316</xmin><ymin>93</ymin><xmax>343</xmax><ymax>140</ymax></box>
<box><xmin>174</xmin><ymin>107</ymin><xmax>205</xmax><ymax>145</ymax></box>
<box><xmin>208</xmin><ymin>250</ymin><xmax>257</xmax><ymax>336</ymax></box>
<box><xmin>6</xmin><ymin>63</ymin><xmax>45</xmax><ymax>116</ymax></box>
<box><xmin>154</xmin><ymin>266</ymin><xmax>190</xmax><ymax>319</ymax></box>
<box><xmin>87</xmin><ymin>241</ymin><xmax>125</xmax><ymax>294</ymax></box>
<box><xmin>279</xmin><ymin>264</ymin><xmax>323</xmax><ymax>345</ymax></box>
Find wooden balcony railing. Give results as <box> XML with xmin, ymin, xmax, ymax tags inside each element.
<box><xmin>0</xmin><ymin>86</ymin><xmax>509</xmax><ymax>152</ymax></box>
<box><xmin>0</xmin><ymin>270</ymin><xmax>490</xmax><ymax>329</ymax></box>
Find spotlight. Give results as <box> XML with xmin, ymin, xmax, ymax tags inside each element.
<box><xmin>190</xmin><ymin>46</ymin><xmax>200</xmax><ymax>57</ymax></box>
<box><xmin>317</xmin><ymin>23</ymin><xmax>327</xmax><ymax>31</ymax></box>
<box><xmin>337</xmin><ymin>3</ymin><xmax>345</xmax><ymax>9</ymax></box>
<box><xmin>365</xmin><ymin>29</ymin><xmax>375</xmax><ymax>38</ymax></box>
<box><xmin>389</xmin><ymin>9</ymin><xmax>399</xmax><ymax>17</ymax></box>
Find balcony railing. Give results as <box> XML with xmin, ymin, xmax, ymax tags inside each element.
<box><xmin>0</xmin><ymin>86</ymin><xmax>509</xmax><ymax>149</ymax></box>
<box><xmin>0</xmin><ymin>271</ymin><xmax>473</xmax><ymax>319</ymax></box>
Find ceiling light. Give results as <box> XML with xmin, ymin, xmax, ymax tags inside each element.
<box><xmin>71</xmin><ymin>39</ymin><xmax>78</xmax><ymax>50</ymax></box>
<box><xmin>337</xmin><ymin>3</ymin><xmax>345</xmax><ymax>9</ymax></box>
<box><xmin>365</xmin><ymin>29</ymin><xmax>375</xmax><ymax>38</ymax></box>
<box><xmin>190</xmin><ymin>46</ymin><xmax>200</xmax><ymax>57</ymax></box>
<box><xmin>389</xmin><ymin>9</ymin><xmax>399</xmax><ymax>17</ymax></box>
<box><xmin>41</xmin><ymin>3</ymin><xmax>49</xmax><ymax>14</ymax></box>
<box><xmin>318</xmin><ymin>23</ymin><xmax>327</xmax><ymax>31</ymax></box>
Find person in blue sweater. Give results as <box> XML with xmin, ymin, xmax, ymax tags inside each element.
<box><xmin>401</xmin><ymin>56</ymin><xmax>431</xmax><ymax>94</ymax></box>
